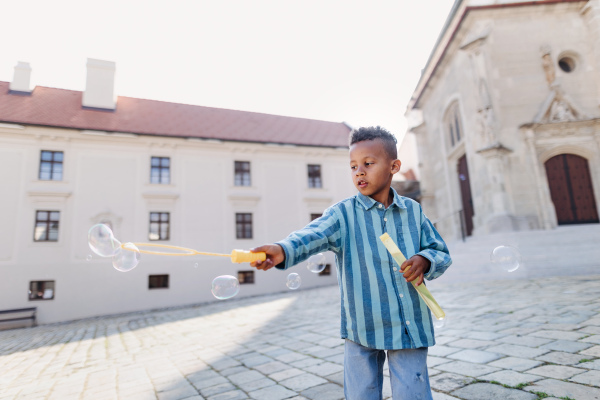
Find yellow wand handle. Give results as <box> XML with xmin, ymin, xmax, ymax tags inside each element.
<box><xmin>379</xmin><ymin>233</ymin><xmax>445</xmax><ymax>320</ymax></box>
<box><xmin>230</xmin><ymin>250</ymin><xmax>267</xmax><ymax>263</ymax></box>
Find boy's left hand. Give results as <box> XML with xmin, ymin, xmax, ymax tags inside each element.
<box><xmin>400</xmin><ymin>255</ymin><xmax>431</xmax><ymax>286</ymax></box>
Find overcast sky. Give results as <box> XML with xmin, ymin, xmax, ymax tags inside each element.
<box><xmin>1</xmin><ymin>0</ymin><xmax>454</xmax><ymax>142</ymax></box>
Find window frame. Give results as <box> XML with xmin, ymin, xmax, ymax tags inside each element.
<box><xmin>238</xmin><ymin>270</ymin><xmax>255</xmax><ymax>284</ymax></box>
<box><xmin>444</xmin><ymin>102</ymin><xmax>464</xmax><ymax>149</ymax></box>
<box><xmin>307</xmin><ymin>164</ymin><xmax>323</xmax><ymax>188</ymax></box>
<box><xmin>235</xmin><ymin>213</ymin><xmax>253</xmax><ymax>239</ymax></box>
<box><xmin>39</xmin><ymin>150</ymin><xmax>64</xmax><ymax>181</ymax></box>
<box><xmin>149</xmin><ymin>212</ymin><xmax>170</xmax><ymax>241</ymax></box>
<box><xmin>29</xmin><ymin>280</ymin><xmax>55</xmax><ymax>301</ymax></box>
<box><xmin>33</xmin><ymin>210</ymin><xmax>60</xmax><ymax>242</ymax></box>
<box><xmin>148</xmin><ymin>274</ymin><xmax>169</xmax><ymax>289</ymax></box>
<box><xmin>234</xmin><ymin>161</ymin><xmax>251</xmax><ymax>187</ymax></box>
<box><xmin>150</xmin><ymin>156</ymin><xmax>171</xmax><ymax>185</ymax></box>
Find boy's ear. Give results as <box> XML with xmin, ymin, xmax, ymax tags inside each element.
<box><xmin>391</xmin><ymin>159</ymin><xmax>401</xmax><ymax>174</ymax></box>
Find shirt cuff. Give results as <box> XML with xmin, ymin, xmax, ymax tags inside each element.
<box><xmin>274</xmin><ymin>240</ymin><xmax>294</xmax><ymax>270</ymax></box>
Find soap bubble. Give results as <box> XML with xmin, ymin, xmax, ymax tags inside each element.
<box><xmin>211</xmin><ymin>275</ymin><xmax>240</xmax><ymax>300</ymax></box>
<box><xmin>306</xmin><ymin>253</ymin><xmax>326</xmax><ymax>273</ymax></box>
<box><xmin>112</xmin><ymin>242</ymin><xmax>140</xmax><ymax>272</ymax></box>
<box><xmin>433</xmin><ymin>316</ymin><xmax>446</xmax><ymax>329</ymax></box>
<box><xmin>286</xmin><ymin>273</ymin><xmax>301</xmax><ymax>290</ymax></box>
<box><xmin>88</xmin><ymin>224</ymin><xmax>121</xmax><ymax>257</ymax></box>
<box><xmin>194</xmin><ymin>262</ymin><xmax>199</xmax><ymax>268</ymax></box>
<box><xmin>86</xmin><ymin>255</ymin><xmax>93</xmax><ymax>261</ymax></box>
<box><xmin>490</xmin><ymin>245</ymin><xmax>520</xmax><ymax>272</ymax></box>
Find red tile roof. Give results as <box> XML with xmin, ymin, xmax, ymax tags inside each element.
<box><xmin>0</xmin><ymin>81</ymin><xmax>350</xmax><ymax>147</ymax></box>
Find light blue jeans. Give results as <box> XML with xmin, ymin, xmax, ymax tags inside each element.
<box><xmin>343</xmin><ymin>339</ymin><xmax>433</xmax><ymax>400</ymax></box>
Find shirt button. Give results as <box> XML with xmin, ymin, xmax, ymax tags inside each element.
<box><xmin>399</xmin><ymin>293</ymin><xmax>404</xmax><ymax>298</ymax></box>
<box><xmin>406</xmin><ymin>321</ymin><xmax>411</xmax><ymax>325</ymax></box>
<box><xmin>384</xmin><ymin>218</ymin><xmax>387</xmax><ymax>222</ymax></box>
<box><xmin>378</xmin><ymin>204</ymin><xmax>383</xmax><ymax>208</ymax></box>
<box><xmin>393</xmin><ymin>267</ymin><xmax>397</xmax><ymax>271</ymax></box>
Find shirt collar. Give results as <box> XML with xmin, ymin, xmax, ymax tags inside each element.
<box><xmin>356</xmin><ymin>187</ymin><xmax>407</xmax><ymax>210</ymax></box>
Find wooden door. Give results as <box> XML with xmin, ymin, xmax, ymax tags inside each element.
<box><xmin>545</xmin><ymin>154</ymin><xmax>599</xmax><ymax>225</ymax></box>
<box><xmin>457</xmin><ymin>155</ymin><xmax>474</xmax><ymax>236</ymax></box>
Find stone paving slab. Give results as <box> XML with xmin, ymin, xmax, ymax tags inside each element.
<box><xmin>0</xmin><ymin>275</ymin><xmax>599</xmax><ymax>400</ymax></box>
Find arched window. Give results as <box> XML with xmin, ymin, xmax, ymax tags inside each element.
<box><xmin>444</xmin><ymin>102</ymin><xmax>463</xmax><ymax>148</ymax></box>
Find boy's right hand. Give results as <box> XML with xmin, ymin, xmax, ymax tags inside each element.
<box><xmin>250</xmin><ymin>244</ymin><xmax>285</xmax><ymax>271</ymax></box>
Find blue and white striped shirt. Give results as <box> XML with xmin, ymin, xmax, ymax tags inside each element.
<box><xmin>275</xmin><ymin>188</ymin><xmax>452</xmax><ymax>350</ymax></box>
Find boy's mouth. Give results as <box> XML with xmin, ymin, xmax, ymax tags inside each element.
<box><xmin>357</xmin><ymin>179</ymin><xmax>368</xmax><ymax>189</ymax></box>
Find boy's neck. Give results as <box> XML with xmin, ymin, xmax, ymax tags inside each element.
<box><xmin>370</xmin><ymin>186</ymin><xmax>394</xmax><ymax>208</ymax></box>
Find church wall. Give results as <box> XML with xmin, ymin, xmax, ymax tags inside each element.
<box><xmin>412</xmin><ymin>2</ymin><xmax>600</xmax><ymax>241</ymax></box>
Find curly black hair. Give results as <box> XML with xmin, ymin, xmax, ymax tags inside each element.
<box><xmin>349</xmin><ymin>126</ymin><xmax>397</xmax><ymax>159</ymax></box>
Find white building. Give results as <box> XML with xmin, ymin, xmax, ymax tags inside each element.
<box><xmin>0</xmin><ymin>59</ymin><xmax>355</xmax><ymax>325</ymax></box>
<box><xmin>404</xmin><ymin>0</ymin><xmax>600</xmax><ymax>242</ymax></box>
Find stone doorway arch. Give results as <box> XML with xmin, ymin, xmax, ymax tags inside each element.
<box><xmin>544</xmin><ymin>154</ymin><xmax>599</xmax><ymax>225</ymax></box>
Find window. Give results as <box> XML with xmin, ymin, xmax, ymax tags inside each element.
<box><xmin>236</xmin><ymin>213</ymin><xmax>253</xmax><ymax>239</ymax></box>
<box><xmin>149</xmin><ymin>275</ymin><xmax>169</xmax><ymax>289</ymax></box>
<box><xmin>558</xmin><ymin>57</ymin><xmax>575</xmax><ymax>73</ymax></box>
<box><xmin>39</xmin><ymin>150</ymin><xmax>63</xmax><ymax>181</ymax></box>
<box><xmin>444</xmin><ymin>102</ymin><xmax>463</xmax><ymax>148</ymax></box>
<box><xmin>149</xmin><ymin>212</ymin><xmax>170</xmax><ymax>241</ymax></box>
<box><xmin>238</xmin><ymin>270</ymin><xmax>255</xmax><ymax>284</ymax></box>
<box><xmin>150</xmin><ymin>157</ymin><xmax>170</xmax><ymax>184</ymax></box>
<box><xmin>319</xmin><ymin>264</ymin><xmax>332</xmax><ymax>276</ymax></box>
<box><xmin>34</xmin><ymin>211</ymin><xmax>60</xmax><ymax>242</ymax></box>
<box><xmin>234</xmin><ymin>161</ymin><xmax>251</xmax><ymax>186</ymax></box>
<box><xmin>310</xmin><ymin>213</ymin><xmax>323</xmax><ymax>221</ymax></box>
<box><xmin>29</xmin><ymin>281</ymin><xmax>55</xmax><ymax>300</ymax></box>
<box><xmin>308</xmin><ymin>164</ymin><xmax>322</xmax><ymax>188</ymax></box>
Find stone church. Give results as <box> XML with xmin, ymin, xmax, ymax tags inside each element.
<box><xmin>405</xmin><ymin>0</ymin><xmax>600</xmax><ymax>242</ymax></box>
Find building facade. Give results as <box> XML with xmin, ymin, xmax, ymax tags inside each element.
<box><xmin>405</xmin><ymin>0</ymin><xmax>600</xmax><ymax>242</ymax></box>
<box><xmin>0</xmin><ymin>60</ymin><xmax>355</xmax><ymax>324</ymax></box>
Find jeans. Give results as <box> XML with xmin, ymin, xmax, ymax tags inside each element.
<box><xmin>343</xmin><ymin>339</ymin><xmax>433</xmax><ymax>400</ymax></box>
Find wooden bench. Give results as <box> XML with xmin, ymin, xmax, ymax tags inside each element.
<box><xmin>0</xmin><ymin>307</ymin><xmax>37</xmax><ymax>331</ymax></box>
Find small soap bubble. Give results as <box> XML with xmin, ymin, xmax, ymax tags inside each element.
<box><xmin>286</xmin><ymin>273</ymin><xmax>301</xmax><ymax>290</ymax></box>
<box><xmin>86</xmin><ymin>254</ymin><xmax>93</xmax><ymax>261</ymax></box>
<box><xmin>194</xmin><ymin>262</ymin><xmax>199</xmax><ymax>268</ymax></box>
<box><xmin>88</xmin><ymin>224</ymin><xmax>121</xmax><ymax>257</ymax></box>
<box><xmin>306</xmin><ymin>253</ymin><xmax>326</xmax><ymax>273</ymax></box>
<box><xmin>490</xmin><ymin>245</ymin><xmax>520</xmax><ymax>272</ymax></box>
<box><xmin>211</xmin><ymin>275</ymin><xmax>240</xmax><ymax>300</ymax></box>
<box><xmin>112</xmin><ymin>242</ymin><xmax>140</xmax><ymax>272</ymax></box>
<box><xmin>433</xmin><ymin>316</ymin><xmax>446</xmax><ymax>329</ymax></box>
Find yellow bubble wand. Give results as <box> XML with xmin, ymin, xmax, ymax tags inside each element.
<box><xmin>122</xmin><ymin>242</ymin><xmax>267</xmax><ymax>264</ymax></box>
<box><xmin>379</xmin><ymin>233</ymin><xmax>445</xmax><ymax>320</ymax></box>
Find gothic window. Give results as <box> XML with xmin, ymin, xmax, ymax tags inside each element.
<box><xmin>444</xmin><ymin>102</ymin><xmax>464</xmax><ymax>149</ymax></box>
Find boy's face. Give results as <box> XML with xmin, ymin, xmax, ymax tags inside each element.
<box><xmin>349</xmin><ymin>139</ymin><xmax>401</xmax><ymax>202</ymax></box>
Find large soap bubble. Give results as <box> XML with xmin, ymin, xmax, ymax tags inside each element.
<box><xmin>490</xmin><ymin>245</ymin><xmax>521</xmax><ymax>272</ymax></box>
<box><xmin>306</xmin><ymin>253</ymin><xmax>326</xmax><ymax>273</ymax></box>
<box><xmin>88</xmin><ymin>224</ymin><xmax>121</xmax><ymax>257</ymax></box>
<box><xmin>286</xmin><ymin>273</ymin><xmax>301</xmax><ymax>290</ymax></box>
<box><xmin>211</xmin><ymin>275</ymin><xmax>240</xmax><ymax>300</ymax></box>
<box><xmin>112</xmin><ymin>242</ymin><xmax>141</xmax><ymax>272</ymax></box>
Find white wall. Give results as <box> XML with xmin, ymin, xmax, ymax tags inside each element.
<box><xmin>0</xmin><ymin>124</ymin><xmax>355</xmax><ymax>324</ymax></box>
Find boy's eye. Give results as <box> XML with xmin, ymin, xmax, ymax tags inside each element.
<box><xmin>350</xmin><ymin>166</ymin><xmax>357</xmax><ymax>170</ymax></box>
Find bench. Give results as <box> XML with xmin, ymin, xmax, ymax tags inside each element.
<box><xmin>0</xmin><ymin>307</ymin><xmax>37</xmax><ymax>331</ymax></box>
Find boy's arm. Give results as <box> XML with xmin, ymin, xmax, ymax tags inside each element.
<box><xmin>250</xmin><ymin>207</ymin><xmax>342</xmax><ymax>271</ymax></box>
<box><xmin>415</xmin><ymin>205</ymin><xmax>452</xmax><ymax>281</ymax></box>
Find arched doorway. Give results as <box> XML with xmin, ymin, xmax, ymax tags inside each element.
<box><xmin>457</xmin><ymin>155</ymin><xmax>474</xmax><ymax>236</ymax></box>
<box><xmin>545</xmin><ymin>154</ymin><xmax>599</xmax><ymax>225</ymax></box>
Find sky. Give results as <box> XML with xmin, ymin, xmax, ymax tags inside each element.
<box><xmin>0</xmin><ymin>0</ymin><xmax>455</xmax><ymax>142</ymax></box>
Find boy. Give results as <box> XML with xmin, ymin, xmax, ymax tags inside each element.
<box><xmin>250</xmin><ymin>126</ymin><xmax>451</xmax><ymax>400</ymax></box>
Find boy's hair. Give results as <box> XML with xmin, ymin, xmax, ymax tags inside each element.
<box><xmin>349</xmin><ymin>126</ymin><xmax>398</xmax><ymax>160</ymax></box>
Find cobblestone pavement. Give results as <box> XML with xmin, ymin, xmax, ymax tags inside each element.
<box><xmin>1</xmin><ymin>274</ymin><xmax>599</xmax><ymax>400</ymax></box>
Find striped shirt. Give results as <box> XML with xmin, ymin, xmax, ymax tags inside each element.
<box><xmin>275</xmin><ymin>188</ymin><xmax>452</xmax><ymax>350</ymax></box>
